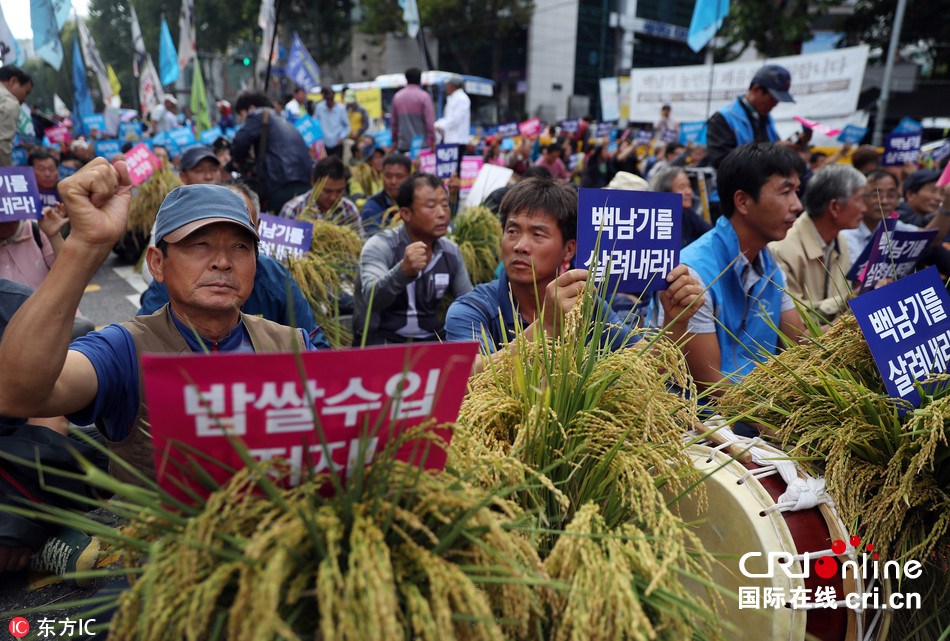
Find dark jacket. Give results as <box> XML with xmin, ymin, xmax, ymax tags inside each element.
<box><xmin>231</xmin><ymin>107</ymin><xmax>312</xmax><ymax>200</ymax></box>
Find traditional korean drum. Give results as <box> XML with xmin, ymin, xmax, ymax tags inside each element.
<box><xmin>675</xmin><ymin>424</ymin><xmax>891</xmax><ymax>641</ymax></box>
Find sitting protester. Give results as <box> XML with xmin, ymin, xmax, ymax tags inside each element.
<box><xmin>353</xmin><ymin>173</ymin><xmax>473</xmax><ymax>345</ymax></box>
<box><xmin>649</xmin><ymin>166</ymin><xmax>711</xmax><ymax>247</ymax></box>
<box><xmin>445</xmin><ymin>177</ymin><xmax>704</xmax><ymax>372</ymax></box>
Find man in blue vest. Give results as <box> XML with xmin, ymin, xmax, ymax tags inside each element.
<box><xmin>705</xmin><ymin>65</ymin><xmax>796</xmax><ymax>171</ymax></box>
<box><xmin>655</xmin><ymin>143</ymin><xmax>807</xmax><ymax>419</ymax></box>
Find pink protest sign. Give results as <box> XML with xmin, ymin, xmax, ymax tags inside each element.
<box><xmin>125</xmin><ymin>143</ymin><xmax>158</xmax><ymax>186</ymax></box>
<box><xmin>417</xmin><ymin>149</ymin><xmax>435</xmax><ymax>175</ymax></box>
<box><xmin>459</xmin><ymin>156</ymin><xmax>483</xmax><ymax>202</ymax></box>
<box><xmin>793</xmin><ymin>116</ymin><xmax>842</xmax><ymax>139</ymax></box>
<box><xmin>518</xmin><ymin>117</ymin><xmax>541</xmax><ymax>137</ymax></box>
<box><xmin>938</xmin><ymin>160</ymin><xmax>950</xmax><ymax>188</ymax></box>
<box><xmin>45</xmin><ymin>125</ymin><xmax>71</xmax><ymax>146</ymax></box>
<box><xmin>142</xmin><ymin>342</ymin><xmax>479</xmax><ymax>503</ymax></box>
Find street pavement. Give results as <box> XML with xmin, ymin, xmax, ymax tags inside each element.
<box><xmin>0</xmin><ymin>252</ymin><xmax>144</xmax><ymax>635</ymax></box>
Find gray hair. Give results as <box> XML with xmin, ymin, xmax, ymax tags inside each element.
<box><xmin>803</xmin><ymin>164</ymin><xmax>867</xmax><ymax>218</ymax></box>
<box><xmin>224</xmin><ymin>180</ymin><xmax>261</xmax><ymax>221</ymax></box>
<box><xmin>649</xmin><ymin>166</ymin><xmax>687</xmax><ymax>194</ymax></box>
<box><xmin>447</xmin><ymin>74</ymin><xmax>464</xmax><ymax>89</ymax></box>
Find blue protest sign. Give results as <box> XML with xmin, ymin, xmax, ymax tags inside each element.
<box><xmin>294</xmin><ymin>115</ymin><xmax>323</xmax><ymax>146</ymax></box>
<box><xmin>58</xmin><ymin>165</ymin><xmax>78</xmax><ymax>180</ymax></box>
<box><xmin>500</xmin><ymin>137</ymin><xmax>514</xmax><ymax>152</ymax></box>
<box><xmin>225</xmin><ymin>127</ymin><xmax>238</xmax><ymax>139</ymax></box>
<box><xmin>285</xmin><ymin>32</ymin><xmax>321</xmax><ymax>92</ymax></box>
<box><xmin>850</xmin><ymin>219</ymin><xmax>936</xmax><ymax>294</ymax></box>
<box><xmin>168</xmin><ymin>126</ymin><xmax>196</xmax><ymax>147</ymax></box>
<box><xmin>568</xmin><ymin>152</ymin><xmax>583</xmax><ymax>172</ymax></box>
<box><xmin>410</xmin><ymin>135</ymin><xmax>424</xmax><ymax>159</ymax></box>
<box><xmin>560</xmin><ymin>119</ymin><xmax>579</xmax><ymax>134</ymax></box>
<box><xmin>82</xmin><ymin>113</ymin><xmax>106</xmax><ymax>132</ymax></box>
<box><xmin>119</xmin><ymin>121</ymin><xmax>143</xmax><ymax>141</ymax></box>
<box><xmin>0</xmin><ymin>167</ymin><xmax>42</xmax><ymax>221</ymax></box>
<box><xmin>848</xmin><ymin>267</ymin><xmax>950</xmax><ymax>413</ymax></box>
<box><xmin>495</xmin><ymin>122</ymin><xmax>519</xmax><ymax>138</ymax></box>
<box><xmin>636</xmin><ymin>129</ymin><xmax>652</xmax><ymax>145</ymax></box>
<box><xmin>679</xmin><ymin>121</ymin><xmax>705</xmax><ymax>144</ymax></box>
<box><xmin>259</xmin><ymin>213</ymin><xmax>314</xmax><ymax>263</ymax></box>
<box><xmin>373</xmin><ymin>128</ymin><xmax>393</xmax><ymax>148</ymax></box>
<box><xmin>661</xmin><ymin>128</ymin><xmax>678</xmax><ymax>143</ymax></box>
<box><xmin>893</xmin><ymin>117</ymin><xmax>922</xmax><ymax>134</ymax></box>
<box><xmin>39</xmin><ymin>190</ymin><xmax>61</xmax><ymax>208</ymax></box>
<box><xmin>94</xmin><ymin>139</ymin><xmax>123</xmax><ymax>158</ymax></box>
<box><xmin>577</xmin><ymin>188</ymin><xmax>681</xmax><ymax>294</ymax></box>
<box><xmin>607</xmin><ymin>142</ymin><xmax>618</xmax><ymax>154</ymax></box>
<box><xmin>838</xmin><ymin>124</ymin><xmax>868</xmax><ymax>145</ymax></box>
<box><xmin>596</xmin><ymin>121</ymin><xmax>615</xmax><ymax>138</ymax></box>
<box><xmin>200</xmin><ymin>128</ymin><xmax>222</xmax><ymax>145</ymax></box>
<box><xmin>883</xmin><ymin>132</ymin><xmax>921</xmax><ymax>166</ymax></box>
<box><xmin>932</xmin><ymin>140</ymin><xmax>950</xmax><ymax>163</ymax></box>
<box><xmin>435</xmin><ymin>144</ymin><xmax>460</xmax><ymax>179</ymax></box>
<box><xmin>10</xmin><ymin>148</ymin><xmax>25</xmax><ymax>166</ymax></box>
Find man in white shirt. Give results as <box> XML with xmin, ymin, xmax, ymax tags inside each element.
<box><xmin>284</xmin><ymin>87</ymin><xmax>307</xmax><ymax>121</ymax></box>
<box><xmin>434</xmin><ymin>75</ymin><xmax>470</xmax><ymax>174</ymax></box>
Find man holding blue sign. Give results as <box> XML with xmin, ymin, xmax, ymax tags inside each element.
<box><xmin>445</xmin><ymin>177</ymin><xmax>704</xmax><ymax>372</ymax></box>
<box><xmin>657</xmin><ymin>143</ymin><xmax>807</xmax><ymax>410</ymax></box>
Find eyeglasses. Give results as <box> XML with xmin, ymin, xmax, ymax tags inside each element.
<box><xmin>863</xmin><ymin>189</ymin><xmax>900</xmax><ymax>201</ymax></box>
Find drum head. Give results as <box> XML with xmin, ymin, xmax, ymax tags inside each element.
<box><xmin>674</xmin><ymin>445</ymin><xmax>807</xmax><ymax>641</ymax></box>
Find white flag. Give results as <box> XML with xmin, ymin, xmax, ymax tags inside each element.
<box><xmin>53</xmin><ymin>94</ymin><xmax>71</xmax><ymax>118</ymax></box>
<box><xmin>0</xmin><ymin>3</ymin><xmax>23</xmax><ymax>66</ymax></box>
<box><xmin>77</xmin><ymin>18</ymin><xmax>113</xmax><ymax>104</ymax></box>
<box><xmin>130</xmin><ymin>5</ymin><xmax>147</xmax><ymax>78</ymax></box>
<box><xmin>255</xmin><ymin>0</ymin><xmax>278</xmax><ymax>84</ymax></box>
<box><xmin>139</xmin><ymin>54</ymin><xmax>164</xmax><ymax>116</ymax></box>
<box><xmin>178</xmin><ymin>0</ymin><xmax>196</xmax><ymax>70</ymax></box>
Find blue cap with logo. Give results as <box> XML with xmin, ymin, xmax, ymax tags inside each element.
<box><xmin>154</xmin><ymin>184</ymin><xmax>259</xmax><ymax>244</ymax></box>
<box><xmin>751</xmin><ymin>64</ymin><xmax>795</xmax><ymax>103</ymax></box>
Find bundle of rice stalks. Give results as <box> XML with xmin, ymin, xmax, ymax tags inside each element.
<box><xmin>287</xmin><ymin>218</ymin><xmax>362</xmax><ymax>348</ymax></box>
<box><xmin>448</xmin><ymin>288</ymin><xmax>722</xmax><ymax>640</ymax></box>
<box><xmin>3</xmin><ymin>429</ymin><xmax>550</xmax><ymax>641</ymax></box>
<box><xmin>350</xmin><ymin>162</ymin><xmax>381</xmax><ymax>199</ymax></box>
<box><xmin>719</xmin><ymin>313</ymin><xmax>950</xmax><ymax>639</ymax></box>
<box><xmin>449</xmin><ymin>206</ymin><xmax>503</xmax><ymax>286</ymax></box>
<box><xmin>126</xmin><ymin>164</ymin><xmax>182</xmax><ymax>234</ymax></box>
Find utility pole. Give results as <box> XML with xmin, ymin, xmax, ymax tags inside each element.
<box><xmin>871</xmin><ymin>0</ymin><xmax>908</xmax><ymax>147</ymax></box>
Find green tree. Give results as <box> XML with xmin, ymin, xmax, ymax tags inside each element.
<box><xmin>282</xmin><ymin>0</ymin><xmax>354</xmax><ymax>76</ymax></box>
<box><xmin>715</xmin><ymin>0</ymin><xmax>838</xmax><ymax>60</ymax></box>
<box><xmin>356</xmin><ymin>0</ymin><xmax>534</xmax><ymax>79</ymax></box>
<box><xmin>843</xmin><ymin>0</ymin><xmax>950</xmax><ymax>78</ymax></box>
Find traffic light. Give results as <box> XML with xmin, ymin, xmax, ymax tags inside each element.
<box><xmin>242</xmin><ymin>56</ymin><xmax>251</xmax><ymax>66</ymax></box>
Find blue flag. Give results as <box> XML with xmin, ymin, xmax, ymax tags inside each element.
<box><xmin>687</xmin><ymin>0</ymin><xmax>730</xmax><ymax>52</ymax></box>
<box><xmin>285</xmin><ymin>33</ymin><xmax>321</xmax><ymax>92</ymax></box>
<box><xmin>30</xmin><ymin>0</ymin><xmax>70</xmax><ymax>70</ymax></box>
<box><xmin>72</xmin><ymin>38</ymin><xmax>95</xmax><ymax>137</ymax></box>
<box><xmin>159</xmin><ymin>17</ymin><xmax>179</xmax><ymax>86</ymax></box>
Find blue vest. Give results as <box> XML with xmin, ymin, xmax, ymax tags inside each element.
<box><xmin>683</xmin><ymin>216</ymin><xmax>785</xmax><ymax>381</ymax></box>
<box><xmin>717</xmin><ymin>96</ymin><xmax>780</xmax><ymax>147</ymax></box>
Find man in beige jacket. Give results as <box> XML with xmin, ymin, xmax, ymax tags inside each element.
<box><xmin>769</xmin><ymin>164</ymin><xmax>868</xmax><ymax>323</ymax></box>
<box><xmin>0</xmin><ymin>66</ymin><xmax>32</xmax><ymax>167</ymax></box>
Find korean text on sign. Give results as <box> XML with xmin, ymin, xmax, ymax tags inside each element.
<box><xmin>0</xmin><ymin>167</ymin><xmax>41</xmax><ymax>221</ymax></box>
<box><xmin>259</xmin><ymin>213</ymin><xmax>313</xmax><ymax>263</ymax></box>
<box><xmin>142</xmin><ymin>342</ymin><xmax>479</xmax><ymax>503</ymax></box>
<box><xmin>125</xmin><ymin>143</ymin><xmax>158</xmax><ymax>186</ymax></box>
<box><xmin>576</xmin><ymin>188</ymin><xmax>681</xmax><ymax>293</ymax></box>
<box><xmin>849</xmin><ymin>267</ymin><xmax>950</xmax><ymax>413</ymax></box>
<box><xmin>882</xmin><ymin>132</ymin><xmax>921</xmax><ymax>167</ymax></box>
<box><xmin>847</xmin><ymin>219</ymin><xmax>936</xmax><ymax>294</ymax></box>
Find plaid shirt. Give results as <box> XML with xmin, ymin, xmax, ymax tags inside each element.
<box><xmin>279</xmin><ymin>189</ymin><xmax>364</xmax><ymax>239</ymax></box>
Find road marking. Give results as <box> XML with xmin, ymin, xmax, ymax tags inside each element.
<box><xmin>84</xmin><ymin>284</ymin><xmax>101</xmax><ymax>293</ymax></box>
<box><xmin>112</xmin><ymin>265</ymin><xmax>148</xmax><ymax>294</ymax></box>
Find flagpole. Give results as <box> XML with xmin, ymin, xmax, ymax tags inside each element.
<box><xmin>263</xmin><ymin>0</ymin><xmax>283</xmax><ymax>91</ymax></box>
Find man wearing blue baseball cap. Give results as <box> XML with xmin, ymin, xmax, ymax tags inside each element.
<box><xmin>705</xmin><ymin>64</ymin><xmax>798</xmax><ymax>171</ymax></box>
<box><xmin>0</xmin><ymin>159</ymin><xmax>320</xmax><ymax>487</ymax></box>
